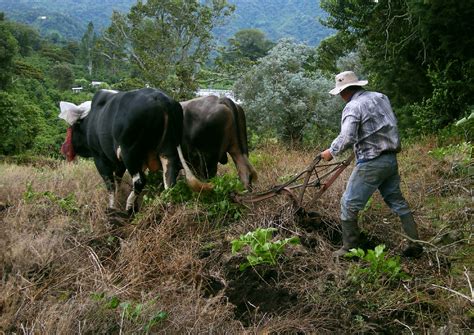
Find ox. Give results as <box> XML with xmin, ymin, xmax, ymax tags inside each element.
<box><xmin>60</xmin><ymin>88</ymin><xmax>210</xmax><ymax>213</ymax></box>
<box><xmin>180</xmin><ymin>95</ymin><xmax>257</xmax><ymax>190</ymax></box>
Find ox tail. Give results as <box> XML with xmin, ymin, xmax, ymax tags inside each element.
<box><xmin>235</xmin><ymin>104</ymin><xmax>258</xmax><ymax>182</ymax></box>
<box><xmin>223</xmin><ymin>99</ymin><xmax>258</xmax><ymax>183</ymax></box>
<box><xmin>221</xmin><ymin>98</ymin><xmax>247</xmax><ymax>156</ymax></box>
<box><xmin>177</xmin><ymin>145</ymin><xmax>213</xmax><ymax>192</ymax></box>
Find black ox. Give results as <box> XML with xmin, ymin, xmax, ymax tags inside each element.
<box><xmin>61</xmin><ymin>88</ymin><xmax>209</xmax><ymax>212</ymax></box>
<box><xmin>180</xmin><ymin>95</ymin><xmax>257</xmax><ymax>190</ymax></box>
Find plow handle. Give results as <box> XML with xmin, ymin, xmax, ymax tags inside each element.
<box><xmin>313</xmin><ymin>153</ymin><xmax>354</xmax><ymax>199</ymax></box>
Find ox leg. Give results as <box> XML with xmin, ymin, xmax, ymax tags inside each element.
<box><xmin>160</xmin><ymin>155</ymin><xmax>179</xmax><ymax>189</ymax></box>
<box><xmin>94</xmin><ymin>158</ymin><xmax>117</xmax><ymax>209</ymax></box>
<box><xmin>114</xmin><ymin>164</ymin><xmax>126</xmax><ymax>204</ymax></box>
<box><xmin>115</xmin><ymin>164</ymin><xmax>126</xmax><ymax>186</ymax></box>
<box><xmin>229</xmin><ymin>153</ymin><xmax>257</xmax><ymax>191</ymax></box>
<box><xmin>125</xmin><ymin>171</ymin><xmax>146</xmax><ymax>213</ymax></box>
<box><xmin>205</xmin><ymin>155</ymin><xmax>219</xmax><ymax>179</ymax></box>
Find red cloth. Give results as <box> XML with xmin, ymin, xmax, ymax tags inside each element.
<box><xmin>61</xmin><ymin>127</ymin><xmax>76</xmax><ymax>162</ymax></box>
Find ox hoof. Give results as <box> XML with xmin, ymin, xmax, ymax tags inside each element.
<box><xmin>106</xmin><ymin>207</ymin><xmax>130</xmax><ymax>226</ymax></box>
<box><xmin>126</xmin><ymin>205</ymin><xmax>140</xmax><ymax>217</ymax></box>
<box><xmin>106</xmin><ymin>207</ymin><xmax>119</xmax><ymax>215</ymax></box>
<box><xmin>106</xmin><ymin>208</ymin><xmax>129</xmax><ymax>226</ymax></box>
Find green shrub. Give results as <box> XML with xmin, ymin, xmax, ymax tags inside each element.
<box><xmin>200</xmin><ymin>174</ymin><xmax>245</xmax><ymax>220</ymax></box>
<box><xmin>407</xmin><ymin>62</ymin><xmax>473</xmax><ymax>135</ymax></box>
<box><xmin>157</xmin><ymin>175</ymin><xmax>245</xmax><ymax>222</ymax></box>
<box><xmin>0</xmin><ymin>92</ymin><xmax>42</xmax><ymax>155</ymax></box>
<box><xmin>159</xmin><ymin>179</ymin><xmax>194</xmax><ymax>204</ymax></box>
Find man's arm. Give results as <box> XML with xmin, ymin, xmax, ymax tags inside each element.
<box><xmin>321</xmin><ymin>111</ymin><xmax>360</xmax><ymax>161</ymax></box>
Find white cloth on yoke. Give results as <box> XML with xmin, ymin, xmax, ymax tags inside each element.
<box><xmin>59</xmin><ymin>101</ymin><xmax>91</xmax><ymax>125</ymax></box>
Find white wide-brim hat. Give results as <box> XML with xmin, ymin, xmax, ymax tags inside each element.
<box><xmin>329</xmin><ymin>71</ymin><xmax>368</xmax><ymax>95</ymax></box>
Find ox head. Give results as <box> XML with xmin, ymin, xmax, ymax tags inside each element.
<box><xmin>58</xmin><ymin>101</ymin><xmax>92</xmax><ymax>162</ymax></box>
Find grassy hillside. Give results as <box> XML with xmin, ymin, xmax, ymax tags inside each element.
<box><xmin>0</xmin><ymin>140</ymin><xmax>472</xmax><ymax>333</ymax></box>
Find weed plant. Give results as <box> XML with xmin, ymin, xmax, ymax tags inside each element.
<box><xmin>346</xmin><ymin>244</ymin><xmax>410</xmax><ymax>284</ymax></box>
<box><xmin>90</xmin><ymin>293</ymin><xmax>168</xmax><ymax>332</ymax></box>
<box><xmin>231</xmin><ymin>227</ymin><xmax>300</xmax><ymax>270</ymax></box>
<box><xmin>23</xmin><ymin>182</ymin><xmax>79</xmax><ymax>214</ymax></box>
<box><xmin>158</xmin><ymin>174</ymin><xmax>246</xmax><ymax>222</ymax></box>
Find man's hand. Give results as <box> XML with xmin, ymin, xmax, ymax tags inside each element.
<box><xmin>321</xmin><ymin>149</ymin><xmax>333</xmax><ymax>161</ymax></box>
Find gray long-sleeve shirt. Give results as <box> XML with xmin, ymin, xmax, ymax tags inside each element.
<box><xmin>329</xmin><ymin>90</ymin><xmax>401</xmax><ymax>162</ymax></box>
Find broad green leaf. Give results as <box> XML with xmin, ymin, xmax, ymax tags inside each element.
<box><xmin>374</xmin><ymin>244</ymin><xmax>385</xmax><ymax>258</ymax></box>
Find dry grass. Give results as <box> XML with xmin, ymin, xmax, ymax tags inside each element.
<box><xmin>0</xmin><ymin>139</ymin><xmax>472</xmax><ymax>333</ymax></box>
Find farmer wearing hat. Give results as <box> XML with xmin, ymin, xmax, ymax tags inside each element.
<box><xmin>320</xmin><ymin>71</ymin><xmax>423</xmax><ymax>258</ymax></box>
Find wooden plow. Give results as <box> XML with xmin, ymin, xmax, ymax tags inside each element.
<box><xmin>232</xmin><ymin>153</ymin><xmax>355</xmax><ymax>211</ymax></box>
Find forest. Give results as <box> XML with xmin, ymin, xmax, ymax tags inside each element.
<box><xmin>0</xmin><ymin>0</ymin><xmax>331</xmax><ymax>45</ymax></box>
<box><xmin>0</xmin><ymin>0</ymin><xmax>473</xmax><ymax>333</ymax></box>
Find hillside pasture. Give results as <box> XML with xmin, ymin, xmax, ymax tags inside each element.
<box><xmin>0</xmin><ymin>140</ymin><xmax>472</xmax><ymax>333</ymax></box>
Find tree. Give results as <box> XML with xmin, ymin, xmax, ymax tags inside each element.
<box><xmin>102</xmin><ymin>0</ymin><xmax>234</xmax><ymax>99</ymax></box>
<box><xmin>79</xmin><ymin>22</ymin><xmax>97</xmax><ymax>77</ymax></box>
<box><xmin>0</xmin><ymin>16</ymin><xmax>18</xmax><ymax>90</ymax></box>
<box><xmin>314</xmin><ymin>31</ymin><xmax>356</xmax><ymax>75</ymax></box>
<box><xmin>4</xmin><ymin>21</ymin><xmax>41</xmax><ymax>57</ymax></box>
<box><xmin>50</xmin><ymin>63</ymin><xmax>74</xmax><ymax>91</ymax></box>
<box><xmin>211</xmin><ymin>29</ymin><xmax>275</xmax><ymax>87</ymax></box>
<box><xmin>224</xmin><ymin>29</ymin><xmax>274</xmax><ymax>62</ymax></box>
<box><xmin>234</xmin><ymin>39</ymin><xmax>341</xmax><ymax>146</ymax></box>
<box><xmin>0</xmin><ymin>92</ymin><xmax>41</xmax><ymax>155</ymax></box>
<box><xmin>320</xmin><ymin>0</ymin><xmax>474</xmax><ymax>133</ymax></box>
<box><xmin>97</xmin><ymin>11</ymin><xmax>130</xmax><ymax>82</ymax></box>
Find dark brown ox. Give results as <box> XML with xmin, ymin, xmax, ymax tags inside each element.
<box><xmin>180</xmin><ymin>95</ymin><xmax>257</xmax><ymax>190</ymax></box>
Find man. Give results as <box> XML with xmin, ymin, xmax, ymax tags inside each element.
<box><xmin>320</xmin><ymin>71</ymin><xmax>423</xmax><ymax>258</ymax></box>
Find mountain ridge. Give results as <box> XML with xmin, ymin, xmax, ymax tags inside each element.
<box><xmin>0</xmin><ymin>0</ymin><xmax>333</xmax><ymax>45</ymax></box>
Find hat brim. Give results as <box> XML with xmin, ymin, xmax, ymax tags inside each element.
<box><xmin>329</xmin><ymin>80</ymin><xmax>368</xmax><ymax>95</ymax></box>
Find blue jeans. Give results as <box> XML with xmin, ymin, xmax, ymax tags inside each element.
<box><xmin>340</xmin><ymin>153</ymin><xmax>411</xmax><ymax>221</ymax></box>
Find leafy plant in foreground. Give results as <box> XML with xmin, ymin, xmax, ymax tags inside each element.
<box><xmin>231</xmin><ymin>227</ymin><xmax>300</xmax><ymax>271</ymax></box>
<box><xmin>346</xmin><ymin>244</ymin><xmax>409</xmax><ymax>283</ymax></box>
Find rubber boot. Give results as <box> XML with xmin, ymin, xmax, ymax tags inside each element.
<box><xmin>333</xmin><ymin>219</ymin><xmax>360</xmax><ymax>257</ymax></box>
<box><xmin>400</xmin><ymin>213</ymin><xmax>423</xmax><ymax>258</ymax></box>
